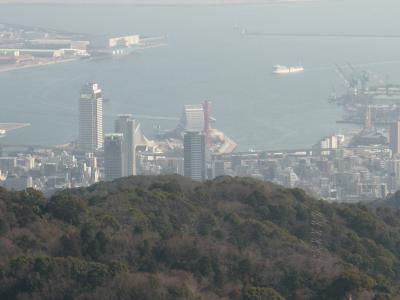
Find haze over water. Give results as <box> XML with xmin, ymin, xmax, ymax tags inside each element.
<box><xmin>1</xmin><ymin>0</ymin><xmax>400</xmax><ymax>151</ymax></box>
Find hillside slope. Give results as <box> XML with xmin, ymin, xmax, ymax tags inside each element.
<box><xmin>0</xmin><ymin>175</ymin><xmax>399</xmax><ymax>299</ymax></box>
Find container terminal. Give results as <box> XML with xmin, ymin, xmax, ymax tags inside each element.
<box><xmin>329</xmin><ymin>62</ymin><xmax>400</xmax><ymax>126</ymax></box>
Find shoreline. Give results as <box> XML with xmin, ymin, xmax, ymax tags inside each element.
<box><xmin>0</xmin><ymin>57</ymin><xmax>79</xmax><ymax>74</ymax></box>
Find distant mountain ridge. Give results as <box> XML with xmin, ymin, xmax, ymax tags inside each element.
<box><xmin>0</xmin><ymin>175</ymin><xmax>399</xmax><ymax>299</ymax></box>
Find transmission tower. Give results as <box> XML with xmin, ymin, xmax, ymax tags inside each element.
<box><xmin>310</xmin><ymin>209</ymin><xmax>326</xmax><ymax>258</ymax></box>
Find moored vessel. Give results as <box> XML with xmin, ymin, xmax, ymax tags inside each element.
<box><xmin>273</xmin><ymin>65</ymin><xmax>304</xmax><ymax>74</ymax></box>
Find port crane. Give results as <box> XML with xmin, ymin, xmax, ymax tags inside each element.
<box><xmin>334</xmin><ymin>63</ymin><xmax>369</xmax><ymax>92</ymax></box>
<box><xmin>346</xmin><ymin>62</ymin><xmax>369</xmax><ymax>93</ymax></box>
<box><xmin>335</xmin><ymin>63</ymin><xmax>357</xmax><ymax>89</ymax></box>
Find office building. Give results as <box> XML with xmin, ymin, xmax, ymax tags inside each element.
<box><xmin>213</xmin><ymin>160</ymin><xmax>225</xmax><ymax>178</ymax></box>
<box><xmin>184</xmin><ymin>131</ymin><xmax>206</xmax><ymax>181</ymax></box>
<box><xmin>115</xmin><ymin>115</ymin><xmax>136</xmax><ymax>176</ymax></box>
<box><xmin>79</xmin><ymin>83</ymin><xmax>103</xmax><ymax>152</ymax></box>
<box><xmin>104</xmin><ymin>134</ymin><xmax>123</xmax><ymax>181</ymax></box>
<box><xmin>2</xmin><ymin>174</ymin><xmax>33</xmax><ymax>191</ymax></box>
<box><xmin>0</xmin><ymin>157</ymin><xmax>17</xmax><ymax>175</ymax></box>
<box><xmin>390</xmin><ymin>120</ymin><xmax>400</xmax><ymax>155</ymax></box>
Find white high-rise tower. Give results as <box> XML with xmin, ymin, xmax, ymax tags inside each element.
<box><xmin>79</xmin><ymin>83</ymin><xmax>103</xmax><ymax>152</ymax></box>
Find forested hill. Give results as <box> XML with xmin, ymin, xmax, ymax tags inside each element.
<box><xmin>0</xmin><ymin>175</ymin><xmax>400</xmax><ymax>300</ymax></box>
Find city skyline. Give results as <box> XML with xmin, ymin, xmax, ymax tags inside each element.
<box><xmin>3</xmin><ymin>3</ymin><xmax>400</xmax><ymax>299</ymax></box>
<box><xmin>1</xmin><ymin>1</ymin><xmax>400</xmax><ymax>200</ymax></box>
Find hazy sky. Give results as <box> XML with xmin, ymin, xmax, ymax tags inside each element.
<box><xmin>0</xmin><ymin>0</ymin><xmax>324</xmax><ymax>4</ymax></box>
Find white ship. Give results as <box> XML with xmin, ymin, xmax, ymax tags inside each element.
<box><xmin>273</xmin><ymin>65</ymin><xmax>304</xmax><ymax>75</ymax></box>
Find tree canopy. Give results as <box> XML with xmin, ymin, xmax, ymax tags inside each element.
<box><xmin>0</xmin><ymin>175</ymin><xmax>399</xmax><ymax>299</ymax></box>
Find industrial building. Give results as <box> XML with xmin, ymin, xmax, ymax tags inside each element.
<box><xmin>108</xmin><ymin>35</ymin><xmax>140</xmax><ymax>48</ymax></box>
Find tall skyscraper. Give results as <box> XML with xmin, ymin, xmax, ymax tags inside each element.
<box><xmin>115</xmin><ymin>114</ymin><xmax>136</xmax><ymax>176</ymax></box>
<box><xmin>390</xmin><ymin>120</ymin><xmax>400</xmax><ymax>155</ymax></box>
<box><xmin>184</xmin><ymin>131</ymin><xmax>206</xmax><ymax>181</ymax></box>
<box><xmin>104</xmin><ymin>134</ymin><xmax>123</xmax><ymax>181</ymax></box>
<box><xmin>79</xmin><ymin>83</ymin><xmax>103</xmax><ymax>152</ymax></box>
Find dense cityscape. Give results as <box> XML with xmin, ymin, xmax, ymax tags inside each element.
<box><xmin>2</xmin><ymin>20</ymin><xmax>400</xmax><ymax>203</ymax></box>
<box><xmin>1</xmin><ymin>76</ymin><xmax>400</xmax><ymax>203</ymax></box>
<box><xmin>5</xmin><ymin>2</ymin><xmax>400</xmax><ymax>300</ymax></box>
